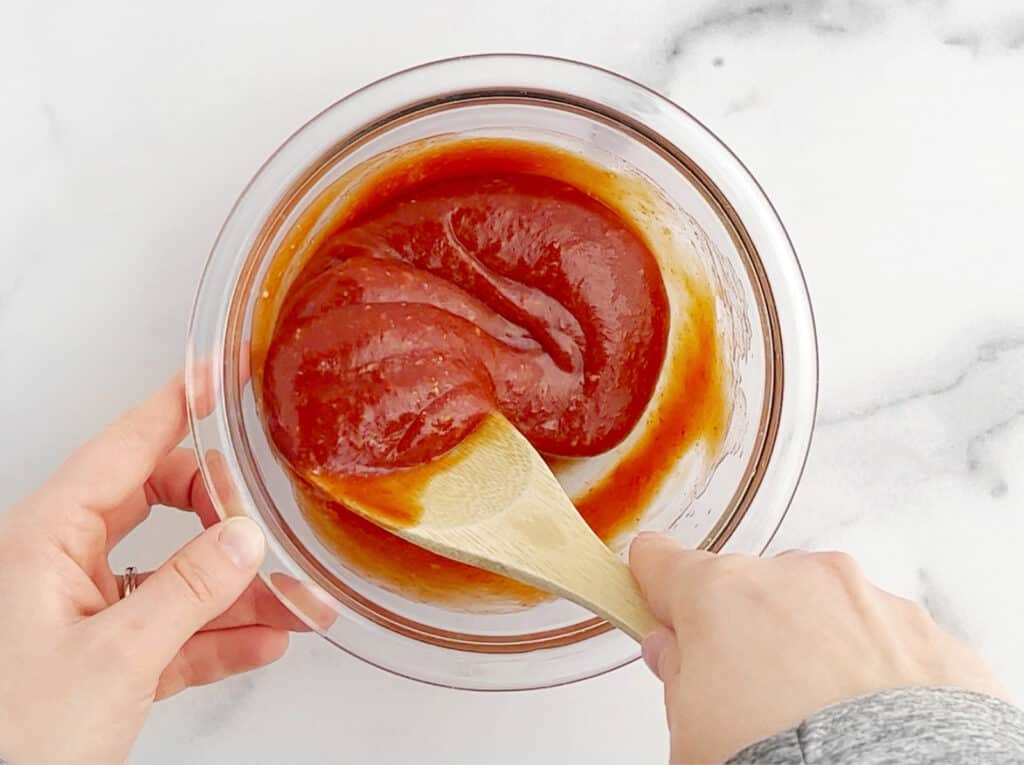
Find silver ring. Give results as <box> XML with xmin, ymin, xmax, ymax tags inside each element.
<box><xmin>121</xmin><ymin>566</ymin><xmax>139</xmax><ymax>599</ymax></box>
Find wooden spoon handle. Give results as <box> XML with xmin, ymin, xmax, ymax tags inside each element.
<box><xmin>549</xmin><ymin>534</ymin><xmax>660</xmax><ymax>642</ymax></box>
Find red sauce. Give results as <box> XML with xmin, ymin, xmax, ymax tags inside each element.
<box><xmin>255</xmin><ymin>139</ymin><xmax>722</xmax><ymax>606</ymax></box>
<box><xmin>574</xmin><ymin>285</ymin><xmax>723</xmax><ymax>540</ymax></box>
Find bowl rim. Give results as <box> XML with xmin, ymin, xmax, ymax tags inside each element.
<box><xmin>186</xmin><ymin>52</ymin><xmax>819</xmax><ymax>690</ymax></box>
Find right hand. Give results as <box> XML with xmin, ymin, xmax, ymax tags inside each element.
<box><xmin>630</xmin><ymin>534</ymin><xmax>1007</xmax><ymax>765</ymax></box>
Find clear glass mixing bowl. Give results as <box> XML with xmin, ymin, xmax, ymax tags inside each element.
<box><xmin>185</xmin><ymin>54</ymin><xmax>817</xmax><ymax>690</ymax></box>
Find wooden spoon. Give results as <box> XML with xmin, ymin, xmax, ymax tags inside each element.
<box><xmin>307</xmin><ymin>411</ymin><xmax>658</xmax><ymax>641</ymax></box>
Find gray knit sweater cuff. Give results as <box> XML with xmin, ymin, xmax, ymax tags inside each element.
<box><xmin>727</xmin><ymin>687</ymin><xmax>1024</xmax><ymax>765</ymax></box>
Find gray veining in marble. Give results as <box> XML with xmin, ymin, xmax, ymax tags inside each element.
<box><xmin>2</xmin><ymin>1</ymin><xmax>1023</xmax><ymax>762</ymax></box>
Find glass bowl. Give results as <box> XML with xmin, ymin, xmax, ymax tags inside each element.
<box><xmin>185</xmin><ymin>54</ymin><xmax>817</xmax><ymax>690</ymax></box>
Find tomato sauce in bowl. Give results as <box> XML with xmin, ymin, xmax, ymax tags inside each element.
<box><xmin>253</xmin><ymin>138</ymin><xmax>723</xmax><ymax>607</ymax></box>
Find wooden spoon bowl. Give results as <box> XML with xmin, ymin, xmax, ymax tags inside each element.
<box><xmin>308</xmin><ymin>412</ymin><xmax>658</xmax><ymax>641</ymax></box>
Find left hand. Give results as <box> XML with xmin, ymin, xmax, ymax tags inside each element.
<box><xmin>0</xmin><ymin>373</ymin><xmax>309</xmax><ymax>765</ymax></box>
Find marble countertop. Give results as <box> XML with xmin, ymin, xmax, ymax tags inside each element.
<box><xmin>3</xmin><ymin>1</ymin><xmax>1023</xmax><ymax>762</ymax></box>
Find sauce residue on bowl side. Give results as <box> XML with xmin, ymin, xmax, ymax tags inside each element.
<box><xmin>253</xmin><ymin>138</ymin><xmax>723</xmax><ymax>607</ymax></box>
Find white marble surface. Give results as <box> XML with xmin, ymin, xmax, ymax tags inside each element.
<box><xmin>3</xmin><ymin>0</ymin><xmax>1024</xmax><ymax>762</ymax></box>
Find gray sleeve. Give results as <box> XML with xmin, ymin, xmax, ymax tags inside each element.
<box><xmin>726</xmin><ymin>687</ymin><xmax>1024</xmax><ymax>765</ymax></box>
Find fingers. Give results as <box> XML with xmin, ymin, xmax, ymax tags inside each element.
<box><xmin>155</xmin><ymin>626</ymin><xmax>289</xmax><ymax>700</ymax></box>
<box><xmin>187</xmin><ymin>343</ymin><xmax>250</xmax><ymax>421</ymax></box>
<box><xmin>93</xmin><ymin>517</ymin><xmax>266</xmax><ymax>671</ymax></box>
<box><xmin>641</xmin><ymin>626</ymin><xmax>681</xmax><ymax>682</ymax></box>
<box><xmin>103</xmin><ymin>447</ymin><xmax>220</xmax><ymax>551</ymax></box>
<box><xmin>203</xmin><ymin>584</ymin><xmax>311</xmax><ymax>632</ymax></box>
<box><xmin>268</xmin><ymin>572</ymin><xmax>339</xmax><ymax>631</ymax></box>
<box><xmin>204</xmin><ymin>574</ymin><xmax>337</xmax><ymax>632</ymax></box>
<box><xmin>144</xmin><ymin>447</ymin><xmax>220</xmax><ymax>527</ymax></box>
<box><xmin>53</xmin><ymin>373</ymin><xmax>188</xmax><ymax>514</ymax></box>
<box><xmin>142</xmin><ymin>448</ymin><xmax>205</xmax><ymax>512</ymax></box>
<box><xmin>186</xmin><ymin>355</ymin><xmax>216</xmax><ymax>422</ymax></box>
<box><xmin>114</xmin><ymin>570</ymin><xmax>312</xmax><ymax>632</ymax></box>
<box><xmin>629</xmin><ymin>533</ymin><xmax>712</xmax><ymax>625</ymax></box>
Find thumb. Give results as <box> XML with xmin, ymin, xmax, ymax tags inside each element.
<box><xmin>100</xmin><ymin>517</ymin><xmax>266</xmax><ymax>669</ymax></box>
<box><xmin>641</xmin><ymin>625</ymin><xmax>682</xmax><ymax>682</ymax></box>
<box><xmin>629</xmin><ymin>532</ymin><xmax>710</xmax><ymax>626</ymax></box>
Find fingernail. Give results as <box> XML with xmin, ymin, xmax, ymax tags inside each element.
<box><xmin>632</xmin><ymin>531</ymin><xmax>658</xmax><ymax>548</ymax></box>
<box><xmin>634</xmin><ymin>531</ymin><xmax>672</xmax><ymax>543</ymax></box>
<box><xmin>641</xmin><ymin>628</ymin><xmax>673</xmax><ymax>680</ymax></box>
<box><xmin>634</xmin><ymin>531</ymin><xmax>685</xmax><ymax>549</ymax></box>
<box><xmin>305</xmin><ymin>582</ymin><xmax>336</xmax><ymax>608</ymax></box>
<box><xmin>218</xmin><ymin>517</ymin><xmax>265</xmax><ymax>568</ymax></box>
<box><xmin>631</xmin><ymin>531</ymin><xmax>669</xmax><ymax>552</ymax></box>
